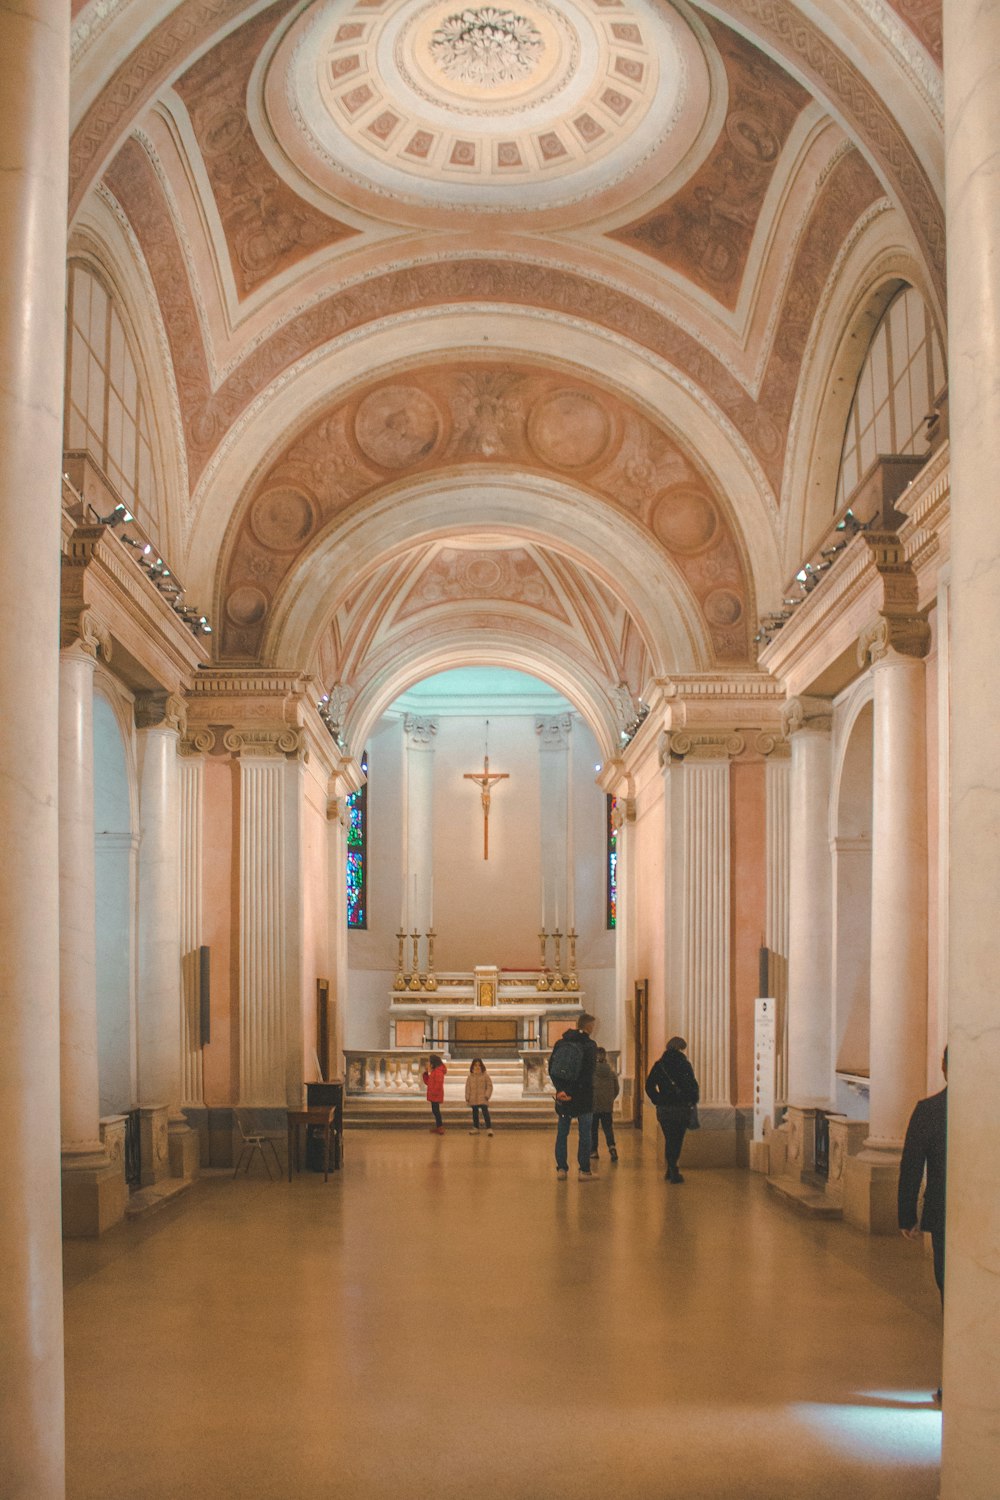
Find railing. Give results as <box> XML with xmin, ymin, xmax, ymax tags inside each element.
<box><xmin>814</xmin><ymin>1109</ymin><xmax>831</xmax><ymax>1179</ymax></box>
<box><xmin>345</xmin><ymin>1048</ymin><xmax>622</xmax><ymax>1099</ymax></box>
<box><xmin>124</xmin><ymin>1108</ymin><xmax>142</xmax><ymax>1188</ymax></box>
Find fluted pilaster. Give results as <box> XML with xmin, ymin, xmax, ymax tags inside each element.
<box><xmin>238</xmin><ymin>755</ymin><xmax>289</xmax><ymax>1106</ymax></box>
<box><xmin>403</xmin><ymin>715</ymin><xmax>437</xmax><ymax>932</ymax></box>
<box><xmin>178</xmin><ymin>752</ymin><xmax>205</xmax><ymax>1107</ymax></box>
<box><xmin>765</xmin><ymin>754</ymin><xmax>790</xmax><ymax>1104</ymax></box>
<box><xmin>679</xmin><ymin>759</ymin><xmax>731</xmax><ymax>1104</ymax></box>
<box><xmin>136</xmin><ymin>713</ymin><xmax>183</xmax><ymax>1120</ymax></box>
<box><xmin>536</xmin><ymin>713</ymin><xmax>572</xmax><ymax>929</ymax></box>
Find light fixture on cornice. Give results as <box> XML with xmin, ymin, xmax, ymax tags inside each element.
<box><xmin>96</xmin><ymin>502</ymin><xmax>134</xmax><ymax>527</ymax></box>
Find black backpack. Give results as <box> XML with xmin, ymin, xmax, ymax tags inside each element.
<box><xmin>549</xmin><ymin>1037</ymin><xmax>583</xmax><ymax>1087</ymax></box>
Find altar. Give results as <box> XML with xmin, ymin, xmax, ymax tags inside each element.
<box><xmin>389</xmin><ymin>965</ymin><xmax>584</xmax><ymax>1056</ymax></box>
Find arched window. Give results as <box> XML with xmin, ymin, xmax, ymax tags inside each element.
<box><xmin>346</xmin><ymin>755</ymin><xmax>369</xmax><ymax>929</ymax></box>
<box><xmin>65</xmin><ymin>263</ymin><xmax>157</xmax><ymax>536</ymax></box>
<box><xmin>836</xmin><ymin>286</ymin><xmax>946</xmax><ymax>508</ymax></box>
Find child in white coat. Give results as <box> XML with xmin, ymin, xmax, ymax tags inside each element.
<box><xmin>465</xmin><ymin>1057</ymin><xmax>494</xmax><ymax>1135</ymax></box>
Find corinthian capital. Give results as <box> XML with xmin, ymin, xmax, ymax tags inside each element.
<box><xmin>403</xmin><ymin>714</ymin><xmax>438</xmax><ymax>747</ymax></box>
<box><xmin>61</xmin><ymin>606</ymin><xmax>112</xmax><ymax>663</ymax></box>
<box><xmin>781</xmin><ymin>695</ymin><xmax>832</xmax><ymax>738</ymax></box>
<box><xmin>135</xmin><ymin>691</ymin><xmax>187</xmax><ymax>735</ymax></box>
<box><xmin>535</xmin><ymin>713</ymin><xmax>572</xmax><ymax>749</ymax></box>
<box><xmin>857</xmin><ymin>613</ymin><xmax>931</xmax><ymax>668</ymax></box>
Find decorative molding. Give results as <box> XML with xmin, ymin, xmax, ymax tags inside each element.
<box><xmin>753</xmin><ymin>730</ymin><xmax>789</xmax><ymax>758</ymax></box>
<box><xmin>857</xmin><ymin>613</ymin><xmax>931</xmax><ymax>666</ymax></box>
<box><xmin>222</xmin><ymin>727</ymin><xmax>304</xmax><ymax>757</ymax></box>
<box><xmin>179</xmin><ymin>728</ymin><xmax>216</xmax><ymax>756</ymax></box>
<box><xmin>663</xmin><ymin>730</ymin><xmax>745</xmax><ymax>760</ymax></box>
<box><xmin>62</xmin><ymin>605</ymin><xmax>113</xmax><ymax>662</ymax></box>
<box><xmin>135</xmin><ymin>691</ymin><xmax>187</xmax><ymax>734</ymax></box>
<box><xmin>781</xmin><ymin>695</ymin><xmax>833</xmax><ymax>737</ymax></box>
<box><xmin>403</xmin><ymin>713</ymin><xmax>439</xmax><ymax>747</ymax></box>
<box><xmin>535</xmin><ymin>713</ymin><xmax>572</xmax><ymax>749</ymax></box>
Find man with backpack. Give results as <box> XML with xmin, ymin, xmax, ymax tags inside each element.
<box><xmin>548</xmin><ymin>1012</ymin><xmax>598</xmax><ymax>1181</ymax></box>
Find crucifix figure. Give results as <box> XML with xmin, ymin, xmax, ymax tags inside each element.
<box><xmin>463</xmin><ymin>755</ymin><xmax>509</xmax><ymax>860</ymax></box>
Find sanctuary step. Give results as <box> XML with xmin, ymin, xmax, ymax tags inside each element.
<box><xmin>765</xmin><ymin>1174</ymin><xmax>842</xmax><ymax>1219</ymax></box>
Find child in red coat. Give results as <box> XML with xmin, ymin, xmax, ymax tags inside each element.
<box><xmin>422</xmin><ymin>1054</ymin><xmax>447</xmax><ymax>1134</ymax></box>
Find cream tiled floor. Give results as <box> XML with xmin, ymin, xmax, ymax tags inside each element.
<box><xmin>64</xmin><ymin>1129</ymin><xmax>943</xmax><ymax>1500</ymax></box>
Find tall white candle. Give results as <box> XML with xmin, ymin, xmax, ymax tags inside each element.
<box><xmin>541</xmin><ymin>880</ymin><xmax>546</xmax><ymax>932</ymax></box>
<box><xmin>555</xmin><ymin>890</ymin><xmax>560</xmax><ymax>931</ymax></box>
<box><xmin>429</xmin><ymin>875</ymin><xmax>434</xmax><ymax>931</ymax></box>
<box><xmin>413</xmin><ymin>873</ymin><xmax>418</xmax><ymax>929</ymax></box>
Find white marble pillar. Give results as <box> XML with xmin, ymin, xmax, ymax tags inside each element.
<box><xmin>136</xmin><ymin>700</ymin><xmax>189</xmax><ymax>1174</ymax></box>
<box><xmin>765</xmin><ymin>752</ymin><xmax>791</xmax><ymax>1105</ymax></box>
<box><xmin>942</xmin><ymin>5</ymin><xmax>1000</xmax><ymax>1488</ymax></box>
<box><xmin>0</xmin><ymin>0</ymin><xmax>70</xmax><ymax>1487</ymax></box>
<box><xmin>59</xmin><ymin>639</ymin><xmax>124</xmax><ymax>1235</ymax></box>
<box><xmin>536</xmin><ymin>713</ymin><xmax>572</xmax><ymax>937</ymax></box>
<box><xmin>403</xmin><ymin>714</ymin><xmax>437</xmax><ymax>939</ymax></box>
<box><xmin>327</xmin><ymin>788</ymin><xmax>349</xmax><ymax>1073</ymax></box>
<box><xmin>59</xmin><ymin>644</ymin><xmax>103</xmax><ymax>1159</ymax></box>
<box><xmin>866</xmin><ymin>633</ymin><xmax>928</xmax><ymax>1148</ymax></box>
<box><xmin>178</xmin><ymin>749</ymin><xmax>205</xmax><ymax>1108</ymax></box>
<box><xmin>783</xmin><ymin>697</ymin><xmax>834</xmax><ymax>1108</ymax></box>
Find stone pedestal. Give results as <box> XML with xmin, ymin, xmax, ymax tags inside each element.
<box><xmin>138</xmin><ymin>1104</ymin><xmax>170</xmax><ymax>1187</ymax></box>
<box><xmin>169</xmin><ymin>1121</ymin><xmax>201</xmax><ymax>1180</ymax></box>
<box><xmin>842</xmin><ymin>1147</ymin><xmax>900</xmax><ymax>1235</ymax></box>
<box><xmin>825</xmin><ymin>1115</ymin><xmax>869</xmax><ymax>1208</ymax></box>
<box><xmin>61</xmin><ymin>1153</ymin><xmax>126</xmax><ymax>1239</ymax></box>
<box><xmin>784</xmin><ymin>1104</ymin><xmax>818</xmax><ymax>1177</ymax></box>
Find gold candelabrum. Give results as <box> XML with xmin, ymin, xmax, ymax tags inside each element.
<box><xmin>536</xmin><ymin>928</ymin><xmax>580</xmax><ymax>991</ymax></box>
<box><xmin>395</xmin><ymin>929</ymin><xmax>439</xmax><ymax>991</ymax></box>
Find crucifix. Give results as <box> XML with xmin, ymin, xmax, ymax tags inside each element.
<box><xmin>463</xmin><ymin>754</ymin><xmax>509</xmax><ymax>860</ymax></box>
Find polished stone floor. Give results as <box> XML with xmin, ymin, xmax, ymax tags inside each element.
<box><xmin>64</xmin><ymin>1128</ymin><xmax>943</xmax><ymax>1500</ymax></box>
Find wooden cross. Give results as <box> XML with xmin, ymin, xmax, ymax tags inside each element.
<box><xmin>463</xmin><ymin>755</ymin><xmax>509</xmax><ymax>860</ymax></box>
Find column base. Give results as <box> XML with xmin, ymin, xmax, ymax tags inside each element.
<box><xmin>61</xmin><ymin>1150</ymin><xmax>125</xmax><ymax>1238</ymax></box>
<box><xmin>168</xmin><ymin>1120</ymin><xmax>200</xmax><ymax>1180</ymax></box>
<box><xmin>843</xmin><ymin>1145</ymin><xmax>902</xmax><ymax>1235</ymax></box>
<box><xmin>138</xmin><ymin>1103</ymin><xmax>170</xmax><ymax>1186</ymax></box>
<box><xmin>825</xmin><ymin>1117</ymin><xmax>870</xmax><ymax>1208</ymax></box>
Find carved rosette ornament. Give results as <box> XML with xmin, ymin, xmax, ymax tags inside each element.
<box><xmin>780</xmin><ymin>696</ymin><xmax>833</xmax><ymax>739</ymax></box>
<box><xmin>857</xmin><ymin>613</ymin><xmax>931</xmax><ymax>668</ymax></box>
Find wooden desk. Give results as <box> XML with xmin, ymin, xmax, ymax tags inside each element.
<box><xmin>286</xmin><ymin>1107</ymin><xmax>337</xmax><ymax>1182</ymax></box>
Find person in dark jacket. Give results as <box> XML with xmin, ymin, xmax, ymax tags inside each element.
<box><xmin>898</xmin><ymin>1049</ymin><xmax>948</xmax><ymax>1303</ymax></box>
<box><xmin>548</xmin><ymin>1013</ymin><xmax>598</xmax><ymax>1181</ymax></box>
<box><xmin>645</xmin><ymin>1036</ymin><xmax>699</xmax><ymax>1183</ymax></box>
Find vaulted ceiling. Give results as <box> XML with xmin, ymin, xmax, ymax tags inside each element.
<box><xmin>68</xmin><ymin>0</ymin><xmax>945</xmax><ymax>746</ymax></box>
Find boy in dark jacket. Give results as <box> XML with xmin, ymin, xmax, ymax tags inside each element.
<box><xmin>590</xmin><ymin>1047</ymin><xmax>620</xmax><ymax>1162</ymax></box>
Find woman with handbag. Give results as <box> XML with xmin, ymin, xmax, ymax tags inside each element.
<box><xmin>644</xmin><ymin>1036</ymin><xmax>700</xmax><ymax>1183</ymax></box>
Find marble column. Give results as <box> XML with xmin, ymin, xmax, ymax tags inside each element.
<box><xmin>536</xmin><ymin>713</ymin><xmax>572</xmax><ymax>948</ymax></box>
<box><xmin>327</xmin><ymin>787</ymin><xmax>349</xmax><ymax>1076</ymax></box>
<box><xmin>59</xmin><ymin>638</ymin><xmax>124</xmax><ymax>1235</ymax></box>
<box><xmin>403</xmin><ymin>714</ymin><xmax>437</xmax><ymax>946</ymax></box>
<box><xmin>842</xmin><ymin>622</ymin><xmax>929</xmax><ymax>1235</ymax></box>
<box><xmin>942</xmin><ymin>5</ymin><xmax>1000</xmax><ymax>1488</ymax></box>
<box><xmin>783</xmin><ymin>697</ymin><xmax>834</xmax><ymax>1114</ymax></box>
<box><xmin>136</xmin><ymin>697</ymin><xmax>197</xmax><ymax>1179</ymax></box>
<box><xmin>0</xmin><ymin>0</ymin><xmax>70</xmax><ymax>1489</ymax></box>
<box><xmin>865</xmin><ymin>625</ymin><xmax>929</xmax><ymax>1148</ymax></box>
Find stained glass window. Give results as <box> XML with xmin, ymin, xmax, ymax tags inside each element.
<box><xmin>346</xmin><ymin>758</ymin><xmax>368</xmax><ymax>929</ymax></box>
<box><xmin>607</xmin><ymin>794</ymin><xmax>617</xmax><ymax>929</ymax></box>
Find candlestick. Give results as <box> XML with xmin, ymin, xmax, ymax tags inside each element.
<box><xmin>424</xmin><ymin>930</ymin><xmax>437</xmax><ymax>991</ymax></box>
<box><xmin>410</xmin><ymin>928</ymin><xmax>420</xmax><ymax>977</ymax></box>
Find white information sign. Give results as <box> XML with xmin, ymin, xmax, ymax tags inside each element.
<box><xmin>754</xmin><ymin>996</ymin><xmax>777</xmax><ymax>1141</ymax></box>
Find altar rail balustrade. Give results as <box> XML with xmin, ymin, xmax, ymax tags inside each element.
<box><xmin>344</xmin><ymin>1049</ymin><xmax>622</xmax><ymax>1100</ymax></box>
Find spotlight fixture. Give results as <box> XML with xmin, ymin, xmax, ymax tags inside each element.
<box><xmin>122</xmin><ymin>536</ymin><xmax>152</xmax><ymax>556</ymax></box>
<box><xmin>97</xmin><ymin>503</ymin><xmax>134</xmax><ymax>526</ymax></box>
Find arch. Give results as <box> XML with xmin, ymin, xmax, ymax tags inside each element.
<box><xmin>68</xmin><ymin>193</ymin><xmax>188</xmax><ymax>563</ymax></box>
<box><xmin>185</xmin><ymin>310</ymin><xmax>782</xmax><ymax>612</ymax></box>
<box><xmin>264</xmin><ymin>472</ymin><xmax>714</xmax><ymax>678</ymax></box>
<box><xmin>781</xmin><ymin>204</ymin><xmax>943</xmax><ymax>576</ymax></box>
